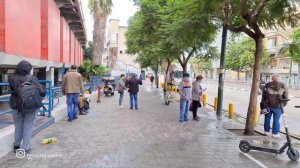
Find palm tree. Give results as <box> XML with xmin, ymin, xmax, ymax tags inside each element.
<box><xmin>89</xmin><ymin>0</ymin><xmax>113</xmax><ymax>65</ymax></box>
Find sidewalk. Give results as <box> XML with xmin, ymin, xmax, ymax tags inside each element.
<box><xmin>0</xmin><ymin>82</ymin><xmax>299</xmax><ymax>168</ymax></box>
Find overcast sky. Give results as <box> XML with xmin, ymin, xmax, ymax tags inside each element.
<box><xmin>81</xmin><ymin>0</ymin><xmax>138</xmax><ymax>42</ymax></box>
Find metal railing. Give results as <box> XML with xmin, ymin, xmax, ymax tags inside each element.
<box><xmin>0</xmin><ymin>80</ymin><xmax>54</xmax><ymax>118</ymax></box>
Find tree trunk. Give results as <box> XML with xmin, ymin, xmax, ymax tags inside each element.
<box><xmin>155</xmin><ymin>62</ymin><xmax>159</xmax><ymax>88</ymax></box>
<box><xmin>298</xmin><ymin>62</ymin><xmax>300</xmax><ymax>89</ymax></box>
<box><xmin>92</xmin><ymin>11</ymin><xmax>107</xmax><ymax>66</ymax></box>
<box><xmin>182</xmin><ymin>62</ymin><xmax>187</xmax><ymax>75</ymax></box>
<box><xmin>164</xmin><ymin>60</ymin><xmax>171</xmax><ymax>91</ymax></box>
<box><xmin>237</xmin><ymin>71</ymin><xmax>240</xmax><ymax>81</ymax></box>
<box><xmin>244</xmin><ymin>36</ymin><xmax>263</xmax><ymax>135</ymax></box>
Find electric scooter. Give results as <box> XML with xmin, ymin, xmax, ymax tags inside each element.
<box><xmin>239</xmin><ymin>99</ymin><xmax>300</xmax><ymax>161</ymax></box>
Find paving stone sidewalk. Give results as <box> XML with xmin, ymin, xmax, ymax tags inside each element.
<box><xmin>0</xmin><ymin>83</ymin><xmax>299</xmax><ymax>168</ymax></box>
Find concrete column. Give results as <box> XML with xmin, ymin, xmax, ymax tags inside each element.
<box><xmin>46</xmin><ymin>68</ymin><xmax>54</xmax><ymax>86</ymax></box>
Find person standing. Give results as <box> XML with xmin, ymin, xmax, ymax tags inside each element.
<box><xmin>178</xmin><ymin>73</ymin><xmax>192</xmax><ymax>123</ymax></box>
<box><xmin>261</xmin><ymin>73</ymin><xmax>289</xmax><ymax>138</ymax></box>
<box><xmin>117</xmin><ymin>74</ymin><xmax>127</xmax><ymax>108</ymax></box>
<box><xmin>127</xmin><ymin>74</ymin><xmax>142</xmax><ymax>110</ymax></box>
<box><xmin>191</xmin><ymin>75</ymin><xmax>204</xmax><ymax>121</ymax></box>
<box><xmin>62</xmin><ymin>65</ymin><xmax>85</xmax><ymax>122</ymax></box>
<box><xmin>9</xmin><ymin>60</ymin><xmax>46</xmax><ymax>153</ymax></box>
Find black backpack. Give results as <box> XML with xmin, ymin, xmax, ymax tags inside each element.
<box><xmin>17</xmin><ymin>76</ymin><xmax>44</xmax><ymax>113</ymax></box>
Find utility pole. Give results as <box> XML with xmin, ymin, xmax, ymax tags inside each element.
<box><xmin>217</xmin><ymin>0</ymin><xmax>229</xmax><ymax>118</ymax></box>
<box><xmin>217</xmin><ymin>26</ymin><xmax>228</xmax><ymax>118</ymax></box>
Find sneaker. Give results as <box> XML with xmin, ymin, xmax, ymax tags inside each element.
<box><xmin>68</xmin><ymin>119</ymin><xmax>73</xmax><ymax>122</ymax></box>
<box><xmin>120</xmin><ymin>106</ymin><xmax>124</xmax><ymax>109</ymax></box>
<box><xmin>193</xmin><ymin>118</ymin><xmax>199</xmax><ymax>121</ymax></box>
<box><xmin>79</xmin><ymin>112</ymin><xmax>87</xmax><ymax>115</ymax></box>
<box><xmin>13</xmin><ymin>146</ymin><xmax>20</xmax><ymax>153</ymax></box>
<box><xmin>130</xmin><ymin>108</ymin><xmax>133</xmax><ymax>110</ymax></box>
<box><xmin>73</xmin><ymin>116</ymin><xmax>78</xmax><ymax>119</ymax></box>
<box><xmin>272</xmin><ymin>134</ymin><xmax>281</xmax><ymax>139</ymax></box>
<box><xmin>264</xmin><ymin>132</ymin><xmax>271</xmax><ymax>136</ymax></box>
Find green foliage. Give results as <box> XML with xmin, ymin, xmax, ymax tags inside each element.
<box><xmin>283</xmin><ymin>27</ymin><xmax>300</xmax><ymax>63</ymax></box>
<box><xmin>79</xmin><ymin>59</ymin><xmax>108</xmax><ymax>81</ymax></box>
<box><xmin>84</xmin><ymin>41</ymin><xmax>93</xmax><ymax>60</ymax></box>
<box><xmin>226</xmin><ymin>36</ymin><xmax>269</xmax><ymax>72</ymax></box>
<box><xmin>89</xmin><ymin>0</ymin><xmax>113</xmax><ymax>15</ymax></box>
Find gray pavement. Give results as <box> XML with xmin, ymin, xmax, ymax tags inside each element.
<box><xmin>0</xmin><ymin>82</ymin><xmax>299</xmax><ymax>168</ymax></box>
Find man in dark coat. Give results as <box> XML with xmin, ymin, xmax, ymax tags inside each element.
<box><xmin>126</xmin><ymin>74</ymin><xmax>142</xmax><ymax>110</ymax></box>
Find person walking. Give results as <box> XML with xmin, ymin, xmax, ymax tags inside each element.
<box><xmin>261</xmin><ymin>73</ymin><xmax>289</xmax><ymax>138</ymax></box>
<box><xmin>126</xmin><ymin>74</ymin><xmax>142</xmax><ymax>110</ymax></box>
<box><xmin>117</xmin><ymin>74</ymin><xmax>127</xmax><ymax>108</ymax></box>
<box><xmin>62</xmin><ymin>65</ymin><xmax>85</xmax><ymax>122</ymax></box>
<box><xmin>178</xmin><ymin>73</ymin><xmax>192</xmax><ymax>123</ymax></box>
<box><xmin>150</xmin><ymin>75</ymin><xmax>155</xmax><ymax>85</ymax></box>
<box><xmin>191</xmin><ymin>75</ymin><xmax>204</xmax><ymax>121</ymax></box>
<box><xmin>9</xmin><ymin>60</ymin><xmax>46</xmax><ymax>153</ymax></box>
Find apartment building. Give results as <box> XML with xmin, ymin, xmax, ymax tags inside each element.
<box><xmin>105</xmin><ymin>19</ymin><xmax>140</xmax><ymax>76</ymax></box>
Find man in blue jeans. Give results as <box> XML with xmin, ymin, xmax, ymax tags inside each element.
<box><xmin>62</xmin><ymin>65</ymin><xmax>85</xmax><ymax>122</ymax></box>
<box><xmin>178</xmin><ymin>73</ymin><xmax>192</xmax><ymax>123</ymax></box>
<box><xmin>261</xmin><ymin>74</ymin><xmax>288</xmax><ymax>138</ymax></box>
<box><xmin>126</xmin><ymin>74</ymin><xmax>142</xmax><ymax>110</ymax></box>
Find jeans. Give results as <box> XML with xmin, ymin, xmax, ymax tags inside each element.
<box><xmin>67</xmin><ymin>93</ymin><xmax>79</xmax><ymax>120</ymax></box>
<box><xmin>130</xmin><ymin>93</ymin><xmax>138</xmax><ymax>109</ymax></box>
<box><xmin>13</xmin><ymin>110</ymin><xmax>36</xmax><ymax>151</ymax></box>
<box><xmin>119</xmin><ymin>92</ymin><xmax>124</xmax><ymax>106</ymax></box>
<box><xmin>179</xmin><ymin>99</ymin><xmax>190</xmax><ymax>122</ymax></box>
<box><xmin>264</xmin><ymin>107</ymin><xmax>282</xmax><ymax>135</ymax></box>
<box><xmin>192</xmin><ymin>100</ymin><xmax>202</xmax><ymax>118</ymax></box>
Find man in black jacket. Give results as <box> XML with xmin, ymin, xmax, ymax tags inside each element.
<box><xmin>9</xmin><ymin>60</ymin><xmax>46</xmax><ymax>153</ymax></box>
<box><xmin>126</xmin><ymin>74</ymin><xmax>142</xmax><ymax>110</ymax></box>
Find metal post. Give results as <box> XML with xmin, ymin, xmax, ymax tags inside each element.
<box><xmin>217</xmin><ymin>26</ymin><xmax>228</xmax><ymax>118</ymax></box>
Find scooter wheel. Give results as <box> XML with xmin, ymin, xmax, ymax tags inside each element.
<box><xmin>239</xmin><ymin>140</ymin><xmax>251</xmax><ymax>153</ymax></box>
<box><xmin>287</xmin><ymin>148</ymin><xmax>299</xmax><ymax>161</ymax></box>
<box><xmin>165</xmin><ymin>101</ymin><xmax>170</xmax><ymax>105</ymax></box>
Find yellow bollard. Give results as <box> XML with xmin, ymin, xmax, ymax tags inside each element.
<box><xmin>202</xmin><ymin>94</ymin><xmax>207</xmax><ymax>107</ymax></box>
<box><xmin>254</xmin><ymin>106</ymin><xmax>260</xmax><ymax>126</ymax></box>
<box><xmin>214</xmin><ymin>97</ymin><xmax>218</xmax><ymax>111</ymax></box>
<box><xmin>229</xmin><ymin>103</ymin><xmax>235</xmax><ymax>119</ymax></box>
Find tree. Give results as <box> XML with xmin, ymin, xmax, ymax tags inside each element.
<box><xmin>208</xmin><ymin>0</ymin><xmax>298</xmax><ymax>135</ymax></box>
<box><xmin>282</xmin><ymin>27</ymin><xmax>300</xmax><ymax>88</ymax></box>
<box><xmin>89</xmin><ymin>0</ymin><xmax>113</xmax><ymax>65</ymax></box>
<box><xmin>226</xmin><ymin>36</ymin><xmax>269</xmax><ymax>80</ymax></box>
<box><xmin>84</xmin><ymin>41</ymin><xmax>93</xmax><ymax>60</ymax></box>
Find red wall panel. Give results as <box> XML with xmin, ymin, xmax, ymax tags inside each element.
<box><xmin>0</xmin><ymin>0</ymin><xmax>5</xmax><ymax>52</ymax></box>
<box><xmin>60</xmin><ymin>17</ymin><xmax>70</xmax><ymax>64</ymax></box>
<box><xmin>70</xmin><ymin>31</ymin><xmax>75</xmax><ymax>65</ymax></box>
<box><xmin>47</xmin><ymin>0</ymin><xmax>60</xmax><ymax>62</ymax></box>
<box><xmin>5</xmin><ymin>0</ymin><xmax>41</xmax><ymax>59</ymax></box>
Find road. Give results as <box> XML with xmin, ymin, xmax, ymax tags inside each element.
<box><xmin>203</xmin><ymin>81</ymin><xmax>300</xmax><ymax>137</ymax></box>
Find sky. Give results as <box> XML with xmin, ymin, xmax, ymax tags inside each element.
<box><xmin>81</xmin><ymin>0</ymin><xmax>138</xmax><ymax>42</ymax></box>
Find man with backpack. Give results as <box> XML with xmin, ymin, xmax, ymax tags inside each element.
<box><xmin>62</xmin><ymin>65</ymin><xmax>85</xmax><ymax>121</ymax></box>
<box><xmin>9</xmin><ymin>60</ymin><xmax>46</xmax><ymax>154</ymax></box>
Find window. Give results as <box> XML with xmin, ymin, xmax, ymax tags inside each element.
<box><xmin>268</xmin><ymin>37</ymin><xmax>277</xmax><ymax>48</ymax></box>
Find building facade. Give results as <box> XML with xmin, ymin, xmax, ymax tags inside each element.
<box><xmin>0</xmin><ymin>0</ymin><xmax>86</xmax><ymax>91</ymax></box>
<box><xmin>261</xmin><ymin>23</ymin><xmax>299</xmax><ymax>87</ymax></box>
<box><xmin>105</xmin><ymin>19</ymin><xmax>140</xmax><ymax>77</ymax></box>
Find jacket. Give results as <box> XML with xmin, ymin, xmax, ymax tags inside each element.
<box><xmin>179</xmin><ymin>78</ymin><xmax>192</xmax><ymax>100</ymax></box>
<box><xmin>261</xmin><ymin>81</ymin><xmax>289</xmax><ymax>109</ymax></box>
<box><xmin>9</xmin><ymin>75</ymin><xmax>46</xmax><ymax>110</ymax></box>
<box><xmin>126</xmin><ymin>77</ymin><xmax>142</xmax><ymax>94</ymax></box>
<box><xmin>61</xmin><ymin>70</ymin><xmax>84</xmax><ymax>94</ymax></box>
<box><xmin>192</xmin><ymin>81</ymin><xmax>202</xmax><ymax>101</ymax></box>
<box><xmin>117</xmin><ymin>79</ymin><xmax>127</xmax><ymax>92</ymax></box>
